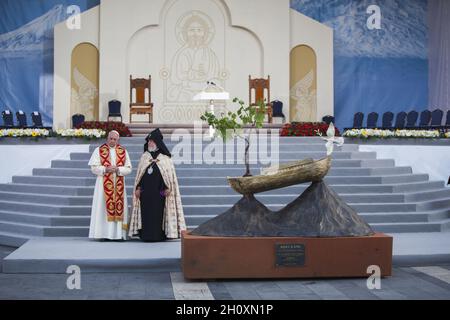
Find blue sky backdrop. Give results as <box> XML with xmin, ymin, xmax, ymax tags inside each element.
<box><xmin>291</xmin><ymin>0</ymin><xmax>429</xmax><ymax>129</ymax></box>
<box><xmin>0</xmin><ymin>0</ymin><xmax>429</xmax><ymax>129</ymax></box>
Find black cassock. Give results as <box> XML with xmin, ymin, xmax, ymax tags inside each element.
<box><xmin>137</xmin><ymin>150</ymin><xmax>168</xmax><ymax>242</ymax></box>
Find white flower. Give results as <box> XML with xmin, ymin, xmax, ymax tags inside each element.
<box><xmin>0</xmin><ymin>128</ymin><xmax>49</xmax><ymax>137</ymax></box>
<box><xmin>55</xmin><ymin>128</ymin><xmax>106</xmax><ymax>138</ymax></box>
<box><xmin>343</xmin><ymin>128</ymin><xmax>443</xmax><ymax>139</ymax></box>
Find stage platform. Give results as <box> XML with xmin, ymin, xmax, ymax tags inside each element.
<box><xmin>3</xmin><ymin>238</ymin><xmax>181</xmax><ymax>273</ymax></box>
<box><xmin>2</xmin><ymin>232</ymin><xmax>450</xmax><ymax>274</ymax></box>
<box><xmin>1</xmin><ymin>136</ymin><xmax>449</xmax><ymax>248</ymax></box>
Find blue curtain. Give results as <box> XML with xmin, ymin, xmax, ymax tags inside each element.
<box><xmin>428</xmin><ymin>0</ymin><xmax>450</xmax><ymax>112</ymax></box>
<box><xmin>291</xmin><ymin>0</ymin><xmax>429</xmax><ymax>129</ymax></box>
<box><xmin>0</xmin><ymin>0</ymin><xmax>99</xmax><ymax>126</ymax></box>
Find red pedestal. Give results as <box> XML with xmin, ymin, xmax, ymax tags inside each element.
<box><xmin>181</xmin><ymin>231</ymin><xmax>392</xmax><ymax>280</ymax></box>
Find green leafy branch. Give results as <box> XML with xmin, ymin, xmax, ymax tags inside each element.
<box><xmin>200</xmin><ymin>97</ymin><xmax>267</xmax><ymax>176</ymax></box>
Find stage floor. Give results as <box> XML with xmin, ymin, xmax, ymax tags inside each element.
<box><xmin>3</xmin><ymin>232</ymin><xmax>450</xmax><ymax>274</ymax></box>
<box><xmin>3</xmin><ymin>238</ymin><xmax>181</xmax><ymax>273</ymax></box>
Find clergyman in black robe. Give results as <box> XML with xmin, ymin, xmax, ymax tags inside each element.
<box><xmin>130</xmin><ymin>128</ymin><xmax>186</xmax><ymax>242</ymax></box>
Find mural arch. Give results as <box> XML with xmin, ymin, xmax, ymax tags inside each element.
<box><xmin>70</xmin><ymin>42</ymin><xmax>99</xmax><ymax>122</ymax></box>
<box><xmin>290</xmin><ymin>45</ymin><xmax>317</xmax><ymax>122</ymax></box>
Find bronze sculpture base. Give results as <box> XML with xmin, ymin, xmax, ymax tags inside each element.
<box><xmin>182</xmin><ymin>231</ymin><xmax>392</xmax><ymax>280</ymax></box>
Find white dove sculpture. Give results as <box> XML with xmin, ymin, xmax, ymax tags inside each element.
<box><xmin>322</xmin><ymin>122</ymin><xmax>344</xmax><ymax>156</ymax></box>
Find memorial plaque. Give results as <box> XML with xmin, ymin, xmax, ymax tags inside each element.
<box><xmin>275</xmin><ymin>244</ymin><xmax>305</xmax><ymax>267</ymax></box>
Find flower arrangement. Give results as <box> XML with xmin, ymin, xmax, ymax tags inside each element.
<box><xmin>445</xmin><ymin>131</ymin><xmax>450</xmax><ymax>138</ymax></box>
<box><xmin>54</xmin><ymin>128</ymin><xmax>106</xmax><ymax>139</ymax></box>
<box><xmin>280</xmin><ymin>122</ymin><xmax>340</xmax><ymax>137</ymax></box>
<box><xmin>0</xmin><ymin>128</ymin><xmax>50</xmax><ymax>138</ymax></box>
<box><xmin>76</xmin><ymin>121</ymin><xmax>132</xmax><ymax>137</ymax></box>
<box><xmin>343</xmin><ymin>129</ymin><xmax>441</xmax><ymax>139</ymax></box>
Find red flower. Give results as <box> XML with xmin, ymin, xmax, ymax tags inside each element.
<box><xmin>278</xmin><ymin>122</ymin><xmax>341</xmax><ymax>137</ymax></box>
<box><xmin>78</xmin><ymin>121</ymin><xmax>133</xmax><ymax>137</ymax></box>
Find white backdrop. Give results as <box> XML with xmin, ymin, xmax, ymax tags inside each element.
<box><xmin>359</xmin><ymin>145</ymin><xmax>450</xmax><ymax>184</ymax></box>
<box><xmin>0</xmin><ymin>145</ymin><xmax>89</xmax><ymax>183</ymax></box>
<box><xmin>53</xmin><ymin>0</ymin><xmax>334</xmax><ymax>127</ymax></box>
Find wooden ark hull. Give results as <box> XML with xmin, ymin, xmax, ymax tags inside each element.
<box><xmin>227</xmin><ymin>156</ymin><xmax>332</xmax><ymax>195</ymax></box>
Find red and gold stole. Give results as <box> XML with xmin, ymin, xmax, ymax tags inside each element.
<box><xmin>99</xmin><ymin>143</ymin><xmax>126</xmax><ymax>222</ymax></box>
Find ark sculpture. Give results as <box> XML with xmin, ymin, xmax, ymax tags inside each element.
<box><xmin>190</xmin><ymin>123</ymin><xmax>375</xmax><ymax>238</ymax></box>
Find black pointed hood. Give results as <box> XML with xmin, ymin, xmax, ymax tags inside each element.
<box><xmin>144</xmin><ymin>128</ymin><xmax>171</xmax><ymax>157</ymax></box>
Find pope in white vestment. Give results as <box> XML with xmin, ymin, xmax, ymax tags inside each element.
<box><xmin>88</xmin><ymin>131</ymin><xmax>132</xmax><ymax>240</ymax></box>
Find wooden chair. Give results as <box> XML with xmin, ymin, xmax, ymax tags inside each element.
<box><xmin>130</xmin><ymin>75</ymin><xmax>153</xmax><ymax>123</ymax></box>
<box><xmin>249</xmin><ymin>75</ymin><xmax>273</xmax><ymax>123</ymax></box>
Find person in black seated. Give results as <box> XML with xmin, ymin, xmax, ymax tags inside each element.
<box><xmin>129</xmin><ymin>129</ymin><xmax>186</xmax><ymax>242</ymax></box>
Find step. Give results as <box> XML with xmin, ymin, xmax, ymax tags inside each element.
<box><xmin>381</xmin><ymin>174</ymin><xmax>429</xmax><ymax>184</ymax></box>
<box><xmin>0</xmin><ymin>211</ymin><xmax>90</xmax><ymax>226</ymax></box>
<box><xmin>2</xmin><ymin>208</ymin><xmax>444</xmax><ymax>229</ymax></box>
<box><xmin>31</xmin><ymin>166</ymin><xmax>412</xmax><ymax>178</ymax></box>
<box><xmin>185</xmin><ymin>215</ymin><xmax>216</xmax><ymax>226</ymax></box>
<box><xmin>0</xmin><ymin>197</ymin><xmax>444</xmax><ymax>217</ymax></box>
<box><xmin>173</xmin><ymin>166</ymin><xmax>412</xmax><ymax>177</ymax></box>
<box><xmin>119</xmin><ymin>136</ymin><xmax>328</xmax><ymax>144</ymax></box>
<box><xmin>2</xmin><ymin>237</ymin><xmax>182</xmax><ymax>272</ymax></box>
<box><xmin>69</xmin><ymin>151</ymin><xmax>377</xmax><ymax>161</ymax></box>
<box><xmin>0</xmin><ymin>183</ymin><xmax>81</xmax><ymax>196</ymax></box>
<box><xmin>43</xmin><ymin>226</ymin><xmax>88</xmax><ymax>237</ymax></box>
<box><xmin>29</xmin><ymin>167</ymin><xmax>421</xmax><ymax>180</ymax></box>
<box><xmin>0</xmin><ymin>231</ymin><xmax>30</xmax><ymax>247</ymax></box>
<box><xmin>0</xmin><ymin>201</ymin><xmax>91</xmax><ymax>216</ymax></box>
<box><xmin>0</xmin><ymin>220</ymin><xmax>88</xmax><ymax>237</ymax></box>
<box><xmin>87</xmin><ymin>143</ymin><xmax>360</xmax><ymax>153</ymax></box>
<box><xmin>186</xmin><ymin>220</ymin><xmax>450</xmax><ymax>234</ymax></box>
<box><xmin>370</xmin><ymin>219</ymin><xmax>450</xmax><ymax>233</ymax></box>
<box><xmin>178</xmin><ymin>193</ymin><xmax>406</xmax><ymax>205</ymax></box>
<box><xmin>12</xmin><ymin>175</ymin><xmax>96</xmax><ymax>186</ymax></box>
<box><xmin>416</xmin><ymin>198</ymin><xmax>450</xmax><ymax>211</ymax></box>
<box><xmin>1</xmin><ymin>181</ymin><xmax>444</xmax><ymax>197</ymax></box>
<box><xmin>392</xmin><ymin>181</ymin><xmax>445</xmax><ymax>192</ymax></box>
<box><xmin>137</xmin><ymin>134</ymin><xmax>328</xmax><ymax>138</ymax></box>
<box><xmin>51</xmin><ymin>158</ymin><xmax>396</xmax><ymax>169</ymax></box>
<box><xmin>180</xmin><ymin>202</ymin><xmax>418</xmax><ymax>215</ymax></box>
<box><xmin>0</xmin><ymin>191</ymin><xmax>412</xmax><ymax>206</ymax></box>
<box><xmin>0</xmin><ymin>198</ymin><xmax>435</xmax><ymax>217</ymax></box>
<box><xmin>11</xmin><ymin>173</ymin><xmax>431</xmax><ymax>187</ymax></box>
<box><xmin>0</xmin><ymin>220</ymin><xmax>43</xmax><ymax>236</ymax></box>
<box><xmin>183</xmin><ymin>207</ymin><xmax>450</xmax><ymax>226</ymax></box>
<box><xmin>359</xmin><ymin>208</ymin><xmax>450</xmax><ymax>223</ymax></box>
<box><xmin>129</xmin><ymin>128</ymin><xmax>282</xmax><ymax>135</ymax></box>
<box><xmin>179</xmin><ymin>183</ymin><xmax>444</xmax><ymax>196</ymax></box>
<box><xmin>404</xmin><ymin>188</ymin><xmax>450</xmax><ymax>202</ymax></box>
<box><xmin>0</xmin><ymin>192</ymin><xmax>93</xmax><ymax>206</ymax></box>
